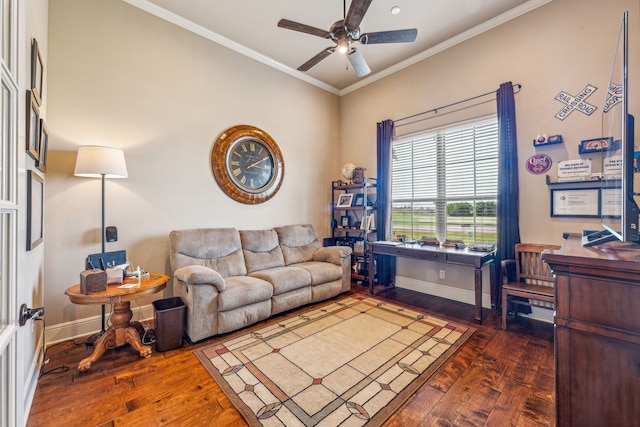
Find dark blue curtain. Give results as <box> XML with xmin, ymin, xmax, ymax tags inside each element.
<box><xmin>495</xmin><ymin>81</ymin><xmax>521</xmax><ymax>310</ymax></box>
<box><xmin>376</xmin><ymin>120</ymin><xmax>395</xmax><ymax>285</ymax></box>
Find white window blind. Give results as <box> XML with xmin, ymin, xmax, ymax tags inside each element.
<box><xmin>391</xmin><ymin>117</ymin><xmax>498</xmax><ymax>244</ymax></box>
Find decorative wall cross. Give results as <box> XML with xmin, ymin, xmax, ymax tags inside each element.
<box><xmin>554</xmin><ymin>84</ymin><xmax>597</xmax><ymax>120</ymax></box>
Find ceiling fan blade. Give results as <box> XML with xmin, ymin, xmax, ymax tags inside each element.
<box><xmin>347</xmin><ymin>48</ymin><xmax>371</xmax><ymax>77</ymax></box>
<box><xmin>359</xmin><ymin>29</ymin><xmax>418</xmax><ymax>44</ymax></box>
<box><xmin>297</xmin><ymin>48</ymin><xmax>334</xmax><ymax>72</ymax></box>
<box><xmin>278</xmin><ymin>19</ymin><xmax>331</xmax><ymax>39</ymax></box>
<box><xmin>344</xmin><ymin>0</ymin><xmax>373</xmax><ymax>32</ymax></box>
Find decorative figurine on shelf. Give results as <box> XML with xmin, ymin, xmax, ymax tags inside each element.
<box><xmin>352</xmin><ymin>167</ymin><xmax>366</xmax><ymax>184</ymax></box>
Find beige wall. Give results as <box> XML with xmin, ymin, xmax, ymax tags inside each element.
<box><xmin>340</xmin><ymin>0</ymin><xmax>640</xmax><ymax>304</ymax></box>
<box><xmin>43</xmin><ymin>0</ymin><xmax>640</xmax><ymax>338</ymax></box>
<box><xmin>44</xmin><ymin>0</ymin><xmax>340</xmax><ymax>336</ymax></box>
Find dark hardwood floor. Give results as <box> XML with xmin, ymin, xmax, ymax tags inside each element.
<box><xmin>28</xmin><ymin>284</ymin><xmax>555</xmax><ymax>426</ymax></box>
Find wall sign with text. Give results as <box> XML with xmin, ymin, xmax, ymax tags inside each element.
<box><xmin>554</xmin><ymin>84</ymin><xmax>597</xmax><ymax>120</ymax></box>
<box><xmin>526</xmin><ymin>154</ymin><xmax>552</xmax><ymax>175</ymax></box>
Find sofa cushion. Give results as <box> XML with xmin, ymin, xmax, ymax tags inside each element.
<box><xmin>240</xmin><ymin>229</ymin><xmax>285</xmax><ymax>273</ymax></box>
<box><xmin>217</xmin><ymin>276</ymin><xmax>273</xmax><ymax>312</ymax></box>
<box><xmin>310</xmin><ymin>280</ymin><xmax>343</xmax><ymax>303</ymax></box>
<box><xmin>249</xmin><ymin>266</ymin><xmax>311</xmax><ymax>295</ymax></box>
<box><xmin>274</xmin><ymin>224</ymin><xmax>322</xmax><ymax>265</ymax></box>
<box><xmin>293</xmin><ymin>261</ymin><xmax>343</xmax><ymax>285</ymax></box>
<box><xmin>218</xmin><ymin>300</ymin><xmax>272</xmax><ymax>335</ymax></box>
<box><xmin>271</xmin><ymin>287</ymin><xmax>311</xmax><ymax>315</ymax></box>
<box><xmin>170</xmin><ymin>228</ymin><xmax>247</xmax><ymax>278</ymax></box>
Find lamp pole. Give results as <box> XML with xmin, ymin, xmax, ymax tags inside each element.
<box><xmin>101</xmin><ymin>173</ymin><xmax>106</xmax><ymax>253</ymax></box>
<box><xmin>86</xmin><ymin>174</ymin><xmax>107</xmax><ymax>345</ymax></box>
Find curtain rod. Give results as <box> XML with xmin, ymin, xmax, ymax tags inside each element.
<box><xmin>393</xmin><ymin>83</ymin><xmax>522</xmax><ymax>124</ymax></box>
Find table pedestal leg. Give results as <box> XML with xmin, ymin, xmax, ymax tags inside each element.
<box><xmin>78</xmin><ymin>301</ymin><xmax>152</xmax><ymax>372</ymax></box>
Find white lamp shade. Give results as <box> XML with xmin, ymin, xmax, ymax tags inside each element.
<box><xmin>74</xmin><ymin>145</ymin><xmax>128</xmax><ymax>178</ymax></box>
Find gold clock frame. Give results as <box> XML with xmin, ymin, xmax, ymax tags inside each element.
<box><xmin>211</xmin><ymin>125</ymin><xmax>284</xmax><ymax>204</ymax></box>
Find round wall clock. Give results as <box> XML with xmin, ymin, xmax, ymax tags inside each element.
<box><xmin>211</xmin><ymin>125</ymin><xmax>284</xmax><ymax>204</ymax></box>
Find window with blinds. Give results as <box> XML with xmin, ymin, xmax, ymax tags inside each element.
<box><xmin>391</xmin><ymin>117</ymin><xmax>498</xmax><ymax>244</ymax></box>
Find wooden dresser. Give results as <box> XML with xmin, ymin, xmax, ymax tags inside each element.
<box><xmin>543</xmin><ymin>234</ymin><xmax>640</xmax><ymax>427</ymax></box>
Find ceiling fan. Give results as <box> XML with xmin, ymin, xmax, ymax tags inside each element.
<box><xmin>278</xmin><ymin>0</ymin><xmax>417</xmax><ymax>77</ymax></box>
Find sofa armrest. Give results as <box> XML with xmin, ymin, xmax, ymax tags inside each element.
<box><xmin>174</xmin><ymin>265</ymin><xmax>226</xmax><ymax>291</ymax></box>
<box><xmin>313</xmin><ymin>246</ymin><xmax>353</xmax><ymax>266</ymax></box>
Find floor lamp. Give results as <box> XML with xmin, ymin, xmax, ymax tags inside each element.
<box><xmin>74</xmin><ymin>145</ymin><xmax>128</xmax><ymax>345</ymax></box>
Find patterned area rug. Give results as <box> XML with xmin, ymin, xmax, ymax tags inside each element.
<box><xmin>195</xmin><ymin>295</ymin><xmax>475</xmax><ymax>426</ymax></box>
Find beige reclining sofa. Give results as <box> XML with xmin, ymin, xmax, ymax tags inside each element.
<box><xmin>169</xmin><ymin>224</ymin><xmax>353</xmax><ymax>342</ymax></box>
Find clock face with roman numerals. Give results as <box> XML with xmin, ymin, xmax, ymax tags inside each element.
<box><xmin>227</xmin><ymin>137</ymin><xmax>275</xmax><ymax>191</ymax></box>
<box><xmin>212</xmin><ymin>125</ymin><xmax>284</xmax><ymax>204</ymax></box>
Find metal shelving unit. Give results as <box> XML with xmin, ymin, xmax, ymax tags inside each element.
<box><xmin>331</xmin><ymin>177</ymin><xmax>377</xmax><ymax>283</ymax></box>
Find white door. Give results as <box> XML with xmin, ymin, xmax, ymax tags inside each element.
<box><xmin>0</xmin><ymin>1</ymin><xmax>19</xmax><ymax>426</ymax></box>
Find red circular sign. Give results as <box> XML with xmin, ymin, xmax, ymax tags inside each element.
<box><xmin>526</xmin><ymin>154</ymin><xmax>552</xmax><ymax>174</ymax></box>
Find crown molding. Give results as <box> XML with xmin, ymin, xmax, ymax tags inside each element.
<box><xmin>339</xmin><ymin>0</ymin><xmax>554</xmax><ymax>95</ymax></box>
<box><xmin>122</xmin><ymin>0</ymin><xmax>341</xmax><ymax>95</ymax></box>
<box><xmin>124</xmin><ymin>0</ymin><xmax>553</xmax><ymax>97</ymax></box>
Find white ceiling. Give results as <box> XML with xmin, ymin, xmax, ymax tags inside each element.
<box><xmin>124</xmin><ymin>0</ymin><xmax>551</xmax><ymax>95</ymax></box>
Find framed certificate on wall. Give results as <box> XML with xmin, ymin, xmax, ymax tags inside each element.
<box><xmin>551</xmin><ymin>188</ymin><xmax>600</xmax><ymax>217</ymax></box>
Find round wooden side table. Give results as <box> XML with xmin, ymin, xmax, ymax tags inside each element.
<box><xmin>65</xmin><ymin>273</ymin><xmax>169</xmax><ymax>372</ymax></box>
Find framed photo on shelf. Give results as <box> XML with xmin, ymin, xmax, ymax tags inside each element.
<box><xmin>27</xmin><ymin>170</ymin><xmax>44</xmax><ymax>250</ymax></box>
<box><xmin>336</xmin><ymin>193</ymin><xmax>354</xmax><ymax>208</ymax></box>
<box><xmin>550</xmin><ymin>188</ymin><xmax>600</xmax><ymax>217</ymax></box>
<box><xmin>340</xmin><ymin>215</ymin><xmax>350</xmax><ymax>228</ymax></box>
<box><xmin>353</xmin><ymin>193</ymin><xmax>365</xmax><ymax>207</ymax></box>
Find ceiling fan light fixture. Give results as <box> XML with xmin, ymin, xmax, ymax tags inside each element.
<box><xmin>337</xmin><ymin>39</ymin><xmax>349</xmax><ymax>54</ymax></box>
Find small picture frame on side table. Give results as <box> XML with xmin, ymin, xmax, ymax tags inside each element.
<box><xmin>340</xmin><ymin>215</ymin><xmax>350</xmax><ymax>228</ymax></box>
<box><xmin>353</xmin><ymin>193</ymin><xmax>365</xmax><ymax>207</ymax></box>
<box><xmin>336</xmin><ymin>193</ymin><xmax>354</xmax><ymax>208</ymax></box>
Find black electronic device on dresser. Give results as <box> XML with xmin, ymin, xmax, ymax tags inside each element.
<box><xmin>583</xmin><ymin>11</ymin><xmax>639</xmax><ymax>247</ymax></box>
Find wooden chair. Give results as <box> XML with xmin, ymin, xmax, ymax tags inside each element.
<box><xmin>501</xmin><ymin>243</ymin><xmax>561</xmax><ymax>330</ymax></box>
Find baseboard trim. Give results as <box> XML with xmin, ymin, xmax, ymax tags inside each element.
<box><xmin>395</xmin><ymin>276</ymin><xmax>554</xmax><ymax>324</ymax></box>
<box><xmin>395</xmin><ymin>276</ymin><xmax>492</xmax><ymax>308</ymax></box>
<box><xmin>45</xmin><ymin>304</ymin><xmax>155</xmax><ymax>346</ymax></box>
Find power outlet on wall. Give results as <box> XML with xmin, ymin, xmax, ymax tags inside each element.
<box><xmin>439</xmin><ymin>270</ymin><xmax>445</xmax><ymax>279</ymax></box>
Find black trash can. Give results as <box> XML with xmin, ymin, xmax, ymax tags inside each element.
<box><xmin>152</xmin><ymin>297</ymin><xmax>185</xmax><ymax>351</ymax></box>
